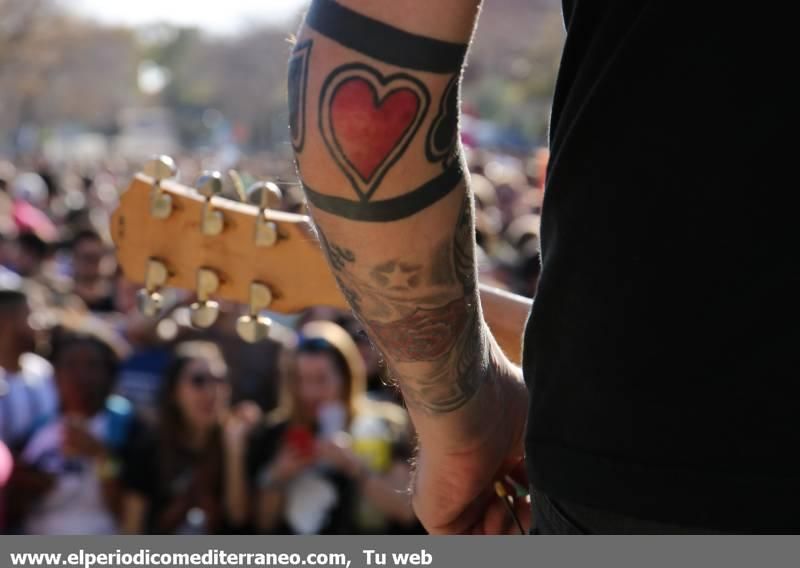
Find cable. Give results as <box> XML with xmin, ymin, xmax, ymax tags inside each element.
<box><xmin>494</xmin><ymin>481</ymin><xmax>525</xmax><ymax>535</ymax></box>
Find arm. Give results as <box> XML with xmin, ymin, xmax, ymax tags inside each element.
<box><xmin>4</xmin><ymin>463</ymin><xmax>55</xmax><ymax>528</ymax></box>
<box><xmin>478</xmin><ymin>285</ymin><xmax>532</xmax><ymax>366</ymax></box>
<box><xmin>358</xmin><ymin>462</ymin><xmax>416</xmax><ymax>525</ymax></box>
<box><xmin>97</xmin><ymin>466</ymin><xmax>124</xmax><ymax>520</ymax></box>
<box><xmin>255</xmin><ymin>484</ymin><xmax>285</xmax><ymax>533</ymax></box>
<box><xmin>316</xmin><ymin>438</ymin><xmax>416</xmax><ymax>524</ymax></box>
<box><xmin>254</xmin><ymin>444</ymin><xmax>315</xmax><ymax>532</ymax></box>
<box><xmin>119</xmin><ymin>492</ymin><xmax>148</xmax><ymax>534</ymax></box>
<box><xmin>223</xmin><ymin>402</ymin><xmax>264</xmax><ymax>528</ymax></box>
<box><xmin>62</xmin><ymin>422</ymin><xmax>124</xmax><ymax>519</ymax></box>
<box><xmin>222</xmin><ymin>434</ymin><xmax>250</xmax><ymax>528</ymax></box>
<box><xmin>292</xmin><ymin>0</ymin><xmax>529</xmax><ymax>533</ymax></box>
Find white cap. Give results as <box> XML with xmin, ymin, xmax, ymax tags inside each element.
<box><xmin>11</xmin><ymin>173</ymin><xmax>48</xmax><ymax>208</ymax></box>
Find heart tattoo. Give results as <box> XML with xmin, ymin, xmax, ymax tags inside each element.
<box><xmin>320</xmin><ymin>63</ymin><xmax>430</xmax><ymax>201</ymax></box>
<box><xmin>288</xmin><ymin>40</ymin><xmax>312</xmax><ymax>152</ymax></box>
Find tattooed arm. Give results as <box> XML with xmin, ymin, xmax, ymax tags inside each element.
<box><xmin>291</xmin><ymin>0</ymin><xmax>530</xmax><ymax>533</ymax></box>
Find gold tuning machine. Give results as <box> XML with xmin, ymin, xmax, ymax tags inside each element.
<box><xmin>143</xmin><ymin>155</ymin><xmax>177</xmax><ymax>219</ymax></box>
<box><xmin>236</xmin><ymin>282</ymin><xmax>273</xmax><ymax>343</ymax></box>
<box><xmin>136</xmin><ymin>258</ymin><xmax>169</xmax><ymax>316</ymax></box>
<box><xmin>247</xmin><ymin>181</ymin><xmax>282</xmax><ymax>247</ymax></box>
<box><xmin>190</xmin><ymin>268</ymin><xmax>221</xmax><ymax>328</ymax></box>
<box><xmin>195</xmin><ymin>171</ymin><xmax>225</xmax><ymax>236</ymax></box>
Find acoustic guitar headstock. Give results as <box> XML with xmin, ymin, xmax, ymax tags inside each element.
<box><xmin>110</xmin><ymin>155</ymin><xmax>348</xmax><ymax>343</ymax></box>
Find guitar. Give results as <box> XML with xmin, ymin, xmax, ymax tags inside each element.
<box><xmin>110</xmin><ymin>156</ymin><xmax>532</xmax><ymax>364</ymax></box>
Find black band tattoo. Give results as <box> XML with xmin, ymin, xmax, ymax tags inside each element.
<box><xmin>306</xmin><ymin>0</ymin><xmax>468</xmax><ymax>74</ymax></box>
<box><xmin>303</xmin><ymin>158</ymin><xmax>462</xmax><ymax>222</ymax></box>
<box><xmin>288</xmin><ymin>40</ymin><xmax>313</xmax><ymax>152</ymax></box>
<box><xmin>319</xmin><ymin>63</ymin><xmax>430</xmax><ymax>203</ymax></box>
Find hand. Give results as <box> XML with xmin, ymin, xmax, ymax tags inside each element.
<box><xmin>267</xmin><ymin>443</ymin><xmax>316</xmax><ymax>486</ymax></box>
<box><xmin>223</xmin><ymin>401</ymin><xmax>263</xmax><ymax>452</ymax></box>
<box><xmin>62</xmin><ymin>419</ymin><xmax>107</xmax><ymax>460</ymax></box>
<box><xmin>315</xmin><ymin>434</ymin><xmax>365</xmax><ymax>480</ymax></box>
<box><xmin>411</xmin><ymin>365</ymin><xmax>531</xmax><ymax>534</ymax></box>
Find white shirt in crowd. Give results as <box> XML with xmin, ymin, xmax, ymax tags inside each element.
<box><xmin>21</xmin><ymin>412</ymin><xmax>117</xmax><ymax>535</ymax></box>
<box><xmin>0</xmin><ymin>353</ymin><xmax>57</xmax><ymax>448</ymax></box>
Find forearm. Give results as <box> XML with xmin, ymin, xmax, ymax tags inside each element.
<box><xmin>294</xmin><ymin>0</ymin><xmax>511</xmax><ymax>451</ymax></box>
<box><xmin>119</xmin><ymin>492</ymin><xmax>147</xmax><ymax>535</ymax></box>
<box><xmin>223</xmin><ymin>447</ymin><xmax>250</xmax><ymax>528</ymax></box>
<box><xmin>255</xmin><ymin>487</ymin><xmax>284</xmax><ymax>533</ymax></box>
<box><xmin>100</xmin><ymin>478</ymin><xmax>122</xmax><ymax>519</ymax></box>
<box><xmin>156</xmin><ymin>495</ymin><xmax>194</xmax><ymax>533</ymax></box>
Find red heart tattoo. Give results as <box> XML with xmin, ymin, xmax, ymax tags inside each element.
<box><xmin>320</xmin><ymin>64</ymin><xmax>430</xmax><ymax>201</ymax></box>
<box><xmin>332</xmin><ymin>80</ymin><xmax>419</xmax><ymax>182</ymax></box>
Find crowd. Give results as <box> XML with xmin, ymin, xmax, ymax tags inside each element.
<box><xmin>0</xmin><ymin>146</ymin><xmax>545</xmax><ymax>535</ymax></box>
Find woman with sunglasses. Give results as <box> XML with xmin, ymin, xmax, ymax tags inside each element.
<box><xmin>120</xmin><ymin>341</ymin><xmax>259</xmax><ymax>534</ymax></box>
<box><xmin>249</xmin><ymin>321</ymin><xmax>419</xmax><ymax>534</ymax></box>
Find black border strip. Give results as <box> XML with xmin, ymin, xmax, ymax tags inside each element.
<box><xmin>303</xmin><ymin>160</ymin><xmax>463</xmax><ymax>222</ymax></box>
<box><xmin>289</xmin><ymin>40</ymin><xmax>313</xmax><ymax>153</ymax></box>
<box><xmin>306</xmin><ymin>0</ymin><xmax>467</xmax><ymax>74</ymax></box>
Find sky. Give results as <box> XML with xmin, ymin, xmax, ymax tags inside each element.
<box><xmin>67</xmin><ymin>0</ymin><xmax>310</xmax><ymax>33</ymax></box>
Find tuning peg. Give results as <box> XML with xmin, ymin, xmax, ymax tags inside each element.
<box><xmin>227</xmin><ymin>169</ymin><xmax>248</xmax><ymax>202</ymax></box>
<box><xmin>136</xmin><ymin>258</ymin><xmax>169</xmax><ymax>317</ymax></box>
<box><xmin>143</xmin><ymin>155</ymin><xmax>177</xmax><ymax>219</ymax></box>
<box><xmin>236</xmin><ymin>282</ymin><xmax>273</xmax><ymax>343</ymax></box>
<box><xmin>247</xmin><ymin>181</ymin><xmax>283</xmax><ymax>209</ymax></box>
<box><xmin>247</xmin><ymin>182</ymin><xmax>282</xmax><ymax>247</ymax></box>
<box><xmin>190</xmin><ymin>267</ymin><xmax>220</xmax><ymax>328</ymax></box>
<box><xmin>195</xmin><ymin>171</ymin><xmax>225</xmax><ymax>236</ymax></box>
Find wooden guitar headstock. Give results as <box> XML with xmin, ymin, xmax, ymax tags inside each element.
<box><xmin>110</xmin><ymin>156</ymin><xmax>348</xmax><ymax>343</ymax></box>
<box><xmin>111</xmin><ymin>156</ymin><xmax>530</xmax><ymax>361</ymax></box>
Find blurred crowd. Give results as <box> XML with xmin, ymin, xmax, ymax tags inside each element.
<box><xmin>0</xmin><ymin>146</ymin><xmax>545</xmax><ymax>535</ymax></box>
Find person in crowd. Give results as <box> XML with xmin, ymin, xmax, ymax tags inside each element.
<box><xmin>13</xmin><ymin>232</ymin><xmax>50</xmax><ymax>281</ymax></box>
<box><xmin>0</xmin><ymin>231</ymin><xmax>16</xmax><ymax>275</ymax></box>
<box><xmin>0</xmin><ymin>286</ymin><xmax>56</xmax><ymax>453</ymax></box>
<box><xmin>189</xmin><ymin>307</ymin><xmax>286</xmax><ymax>415</ymax></box>
<box><xmin>68</xmin><ymin>229</ymin><xmax>114</xmax><ymax>313</ymax></box>
<box><xmin>0</xmin><ymin>440</ymin><xmax>12</xmax><ymax>531</ymax></box>
<box><xmin>249</xmin><ymin>321</ymin><xmax>419</xmax><ymax>534</ymax></box>
<box><xmin>120</xmin><ymin>341</ymin><xmax>259</xmax><ymax>534</ymax></box>
<box><xmin>0</xmin><ymin>162</ymin><xmax>15</xmax><ymax>195</ymax></box>
<box><xmin>0</xmin><ymin>147</ymin><xmax>542</xmax><ymax>536</ymax></box>
<box><xmin>497</xmin><ymin>214</ymin><xmax>542</xmax><ymax>297</ymax></box>
<box><xmin>14</xmin><ymin>324</ymin><xmax>134</xmax><ymax>535</ymax></box>
<box><xmin>110</xmin><ymin>273</ymin><xmax>177</xmax><ymax>425</ymax></box>
<box><xmin>12</xmin><ymin>230</ymin><xmax>78</xmax><ymax>313</ymax></box>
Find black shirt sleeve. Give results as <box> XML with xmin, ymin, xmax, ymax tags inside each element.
<box><xmin>246</xmin><ymin>421</ymin><xmax>288</xmax><ymax>484</ymax></box>
<box><xmin>119</xmin><ymin>423</ymin><xmax>159</xmax><ymax>500</ymax></box>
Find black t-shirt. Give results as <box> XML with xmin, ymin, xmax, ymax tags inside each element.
<box><xmin>247</xmin><ymin>411</ymin><xmax>423</xmax><ymax>535</ymax></box>
<box><xmin>122</xmin><ymin>428</ymin><xmax>231</xmax><ymax>534</ymax></box>
<box><xmin>523</xmin><ymin>1</ymin><xmax>800</xmax><ymax>530</ymax></box>
<box><xmin>247</xmin><ymin>421</ymin><xmax>357</xmax><ymax>535</ymax></box>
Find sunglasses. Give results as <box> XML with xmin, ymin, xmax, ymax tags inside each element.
<box><xmin>297</xmin><ymin>336</ymin><xmax>336</xmax><ymax>353</ymax></box>
<box><xmin>187</xmin><ymin>372</ymin><xmax>227</xmax><ymax>389</ymax></box>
